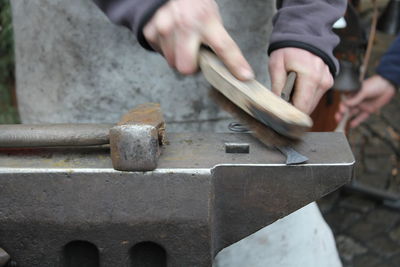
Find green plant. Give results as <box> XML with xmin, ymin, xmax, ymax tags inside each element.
<box><xmin>0</xmin><ymin>0</ymin><xmax>19</xmax><ymax>123</ymax></box>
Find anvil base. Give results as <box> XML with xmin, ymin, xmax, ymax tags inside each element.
<box><xmin>0</xmin><ymin>132</ymin><xmax>354</xmax><ymax>267</ymax></box>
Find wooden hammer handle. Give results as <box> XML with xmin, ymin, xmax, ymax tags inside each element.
<box><xmin>281</xmin><ymin>71</ymin><xmax>297</xmax><ymax>102</ymax></box>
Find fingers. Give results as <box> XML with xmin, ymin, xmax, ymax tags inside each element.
<box><xmin>269</xmin><ymin>58</ymin><xmax>287</xmax><ymax>97</ymax></box>
<box><xmin>334</xmin><ymin>103</ymin><xmax>344</xmax><ymax>123</ymax></box>
<box><xmin>309</xmin><ymin>67</ymin><xmax>333</xmax><ymax>111</ymax></box>
<box><xmin>269</xmin><ymin>48</ymin><xmax>333</xmax><ymax>114</ymax></box>
<box><xmin>174</xmin><ymin>31</ymin><xmax>201</xmax><ymax>74</ymax></box>
<box><xmin>143</xmin><ymin>6</ymin><xmax>175</xmax><ymax>64</ymax></box>
<box><xmin>291</xmin><ymin>70</ymin><xmax>331</xmax><ymax>114</ymax></box>
<box><xmin>338</xmin><ymin>75</ymin><xmax>396</xmax><ymax>128</ymax></box>
<box><xmin>320</xmin><ymin>65</ymin><xmax>334</xmax><ymax>91</ymax></box>
<box><xmin>291</xmin><ymin>72</ymin><xmax>322</xmax><ymax>114</ymax></box>
<box><xmin>202</xmin><ymin>21</ymin><xmax>254</xmax><ymax>80</ymax></box>
<box><xmin>157</xmin><ymin>9</ymin><xmax>177</xmax><ymax>67</ymax></box>
<box><xmin>158</xmin><ymin>36</ymin><xmax>176</xmax><ymax>67</ymax></box>
<box><xmin>349</xmin><ymin>111</ymin><xmax>370</xmax><ymax>128</ymax></box>
<box><xmin>335</xmin><ymin>74</ymin><xmax>396</xmax><ymax>128</ymax></box>
<box><xmin>143</xmin><ymin>0</ymin><xmax>253</xmax><ymax>80</ymax></box>
<box><xmin>334</xmin><ymin>109</ymin><xmax>343</xmax><ymax>123</ymax></box>
<box><xmin>143</xmin><ymin>23</ymin><xmax>160</xmax><ymax>52</ymax></box>
<box><xmin>344</xmin><ymin>90</ymin><xmax>366</xmax><ymax>107</ymax></box>
<box><xmin>335</xmin><ymin>101</ymin><xmax>368</xmax><ymax>128</ymax></box>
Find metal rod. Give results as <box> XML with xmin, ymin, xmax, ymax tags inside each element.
<box><xmin>0</xmin><ymin>124</ymin><xmax>114</xmax><ymax>147</ymax></box>
<box><xmin>344</xmin><ymin>180</ymin><xmax>400</xmax><ymax>202</ymax></box>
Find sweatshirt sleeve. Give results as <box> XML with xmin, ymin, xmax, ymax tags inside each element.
<box><xmin>93</xmin><ymin>0</ymin><xmax>167</xmax><ymax>50</ymax></box>
<box><xmin>268</xmin><ymin>0</ymin><xmax>347</xmax><ymax>76</ymax></box>
<box><xmin>376</xmin><ymin>35</ymin><xmax>400</xmax><ymax>88</ymax></box>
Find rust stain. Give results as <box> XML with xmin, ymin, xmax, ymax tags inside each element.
<box><xmin>117</xmin><ymin>103</ymin><xmax>167</xmax><ymax>145</ymax></box>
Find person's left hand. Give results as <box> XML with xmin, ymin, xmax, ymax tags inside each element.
<box><xmin>268</xmin><ymin>47</ymin><xmax>334</xmax><ymax>114</ymax></box>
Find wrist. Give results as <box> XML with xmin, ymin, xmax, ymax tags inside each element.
<box><xmin>375</xmin><ymin>75</ymin><xmax>397</xmax><ymax>92</ymax></box>
<box><xmin>268</xmin><ymin>41</ymin><xmax>337</xmax><ymax>76</ymax></box>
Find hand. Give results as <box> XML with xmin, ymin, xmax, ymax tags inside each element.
<box><xmin>335</xmin><ymin>75</ymin><xmax>396</xmax><ymax>128</ymax></box>
<box><xmin>143</xmin><ymin>0</ymin><xmax>254</xmax><ymax>80</ymax></box>
<box><xmin>268</xmin><ymin>48</ymin><xmax>334</xmax><ymax>114</ymax></box>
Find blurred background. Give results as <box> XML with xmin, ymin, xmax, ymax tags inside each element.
<box><xmin>0</xmin><ymin>0</ymin><xmax>18</xmax><ymax>124</ymax></box>
<box><xmin>317</xmin><ymin>1</ymin><xmax>400</xmax><ymax>267</ymax></box>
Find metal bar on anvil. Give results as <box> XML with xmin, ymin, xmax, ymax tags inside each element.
<box><xmin>0</xmin><ymin>132</ymin><xmax>354</xmax><ymax>267</ymax></box>
<box><xmin>0</xmin><ymin>124</ymin><xmax>114</xmax><ymax>147</ymax></box>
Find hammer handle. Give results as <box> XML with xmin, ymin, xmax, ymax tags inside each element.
<box><xmin>281</xmin><ymin>71</ymin><xmax>297</xmax><ymax>102</ymax></box>
<box><xmin>0</xmin><ymin>124</ymin><xmax>113</xmax><ymax>148</ymax></box>
<box><xmin>277</xmin><ymin>71</ymin><xmax>309</xmax><ymax>164</ymax></box>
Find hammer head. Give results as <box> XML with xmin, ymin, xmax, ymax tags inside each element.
<box><xmin>110</xmin><ymin>103</ymin><xmax>166</xmax><ymax>171</ymax></box>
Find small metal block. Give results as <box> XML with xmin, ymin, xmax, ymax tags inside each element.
<box><xmin>225</xmin><ymin>143</ymin><xmax>250</xmax><ymax>154</ymax></box>
<box><xmin>110</xmin><ymin>125</ymin><xmax>160</xmax><ymax>171</ymax></box>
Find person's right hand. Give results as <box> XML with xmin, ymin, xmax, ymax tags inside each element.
<box><xmin>143</xmin><ymin>0</ymin><xmax>254</xmax><ymax>80</ymax></box>
<box><xmin>335</xmin><ymin>75</ymin><xmax>396</xmax><ymax>128</ymax></box>
<box><xmin>269</xmin><ymin>48</ymin><xmax>334</xmax><ymax>114</ymax></box>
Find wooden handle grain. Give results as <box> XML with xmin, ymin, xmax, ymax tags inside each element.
<box><xmin>281</xmin><ymin>72</ymin><xmax>297</xmax><ymax>102</ymax></box>
<box><xmin>199</xmin><ymin>49</ymin><xmax>312</xmax><ymax>139</ymax></box>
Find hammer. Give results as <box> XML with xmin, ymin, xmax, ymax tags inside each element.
<box><xmin>0</xmin><ymin>103</ymin><xmax>166</xmax><ymax>171</ymax></box>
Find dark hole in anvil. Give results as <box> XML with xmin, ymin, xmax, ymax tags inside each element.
<box><xmin>225</xmin><ymin>143</ymin><xmax>250</xmax><ymax>154</ymax></box>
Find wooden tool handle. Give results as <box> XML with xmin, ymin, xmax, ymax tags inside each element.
<box><xmin>199</xmin><ymin>49</ymin><xmax>312</xmax><ymax>139</ymax></box>
<box><xmin>281</xmin><ymin>71</ymin><xmax>297</xmax><ymax>102</ymax></box>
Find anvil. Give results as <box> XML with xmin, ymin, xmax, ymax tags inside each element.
<box><xmin>0</xmin><ymin>132</ymin><xmax>354</xmax><ymax>267</ymax></box>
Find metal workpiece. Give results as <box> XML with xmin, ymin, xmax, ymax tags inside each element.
<box><xmin>0</xmin><ymin>132</ymin><xmax>354</xmax><ymax>267</ymax></box>
<box><xmin>276</xmin><ymin>145</ymin><xmax>309</xmax><ymax>165</ymax></box>
<box><xmin>110</xmin><ymin>125</ymin><xmax>161</xmax><ymax>171</ymax></box>
<box><xmin>109</xmin><ymin>102</ymin><xmax>166</xmax><ymax>171</ymax></box>
<box><xmin>0</xmin><ymin>103</ymin><xmax>166</xmax><ymax>172</ymax></box>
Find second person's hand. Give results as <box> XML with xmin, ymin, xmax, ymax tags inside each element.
<box><xmin>335</xmin><ymin>75</ymin><xmax>396</xmax><ymax>128</ymax></box>
<box><xmin>143</xmin><ymin>0</ymin><xmax>254</xmax><ymax>81</ymax></box>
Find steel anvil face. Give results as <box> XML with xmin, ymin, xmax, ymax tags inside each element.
<box><xmin>0</xmin><ymin>132</ymin><xmax>354</xmax><ymax>267</ymax></box>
